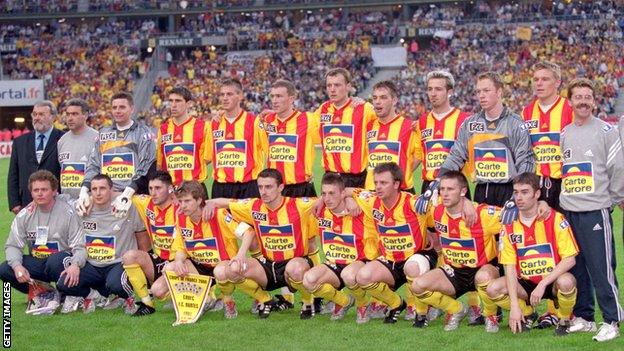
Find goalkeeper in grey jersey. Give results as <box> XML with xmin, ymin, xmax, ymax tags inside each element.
<box><xmin>56</xmin><ymin>174</ymin><xmax>150</xmax><ymax>314</ymax></box>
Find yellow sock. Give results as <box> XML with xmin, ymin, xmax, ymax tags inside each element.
<box><xmin>235</xmin><ymin>279</ymin><xmax>271</xmax><ymax>303</ymax></box>
<box><xmin>415</xmin><ymin>290</ymin><xmax>462</xmax><ymax>314</ymax></box>
<box><xmin>476</xmin><ymin>282</ymin><xmax>497</xmax><ymax>317</ymax></box>
<box><xmin>312</xmin><ymin>283</ymin><xmax>350</xmax><ymax>306</ymax></box>
<box><xmin>347</xmin><ymin>284</ymin><xmax>369</xmax><ymax>307</ymax></box>
<box><xmin>547</xmin><ymin>299</ymin><xmax>558</xmax><ymax>315</ymax></box>
<box><xmin>437</xmin><ymin>255</ymin><xmax>445</xmax><ymax>267</ymax></box>
<box><xmin>279</xmin><ymin>287</ymin><xmax>295</xmax><ymax>304</ymax></box>
<box><xmin>362</xmin><ymin>282</ymin><xmax>401</xmax><ymax>309</ymax></box>
<box><xmin>287</xmin><ymin>277</ymin><xmax>313</xmax><ymax>305</ymax></box>
<box><xmin>307</xmin><ymin>248</ymin><xmax>321</xmax><ymax>267</ymax></box>
<box><xmin>250</xmin><ymin>248</ymin><xmax>262</xmax><ymax>259</ymax></box>
<box><xmin>491</xmin><ymin>294</ymin><xmax>533</xmax><ymax>316</ymax></box>
<box><xmin>556</xmin><ymin>288</ymin><xmax>577</xmax><ymax>321</ymax></box>
<box><xmin>406</xmin><ymin>278</ymin><xmax>415</xmax><ymax>309</ymax></box>
<box><xmin>123</xmin><ymin>263</ymin><xmax>153</xmax><ymax>307</ymax></box>
<box><xmin>467</xmin><ymin>291</ymin><xmax>481</xmax><ymax>308</ymax></box>
<box><xmin>217</xmin><ymin>280</ymin><xmax>235</xmax><ymax>302</ymax></box>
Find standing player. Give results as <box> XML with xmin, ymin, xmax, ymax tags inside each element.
<box><xmin>351</xmin><ymin>162</ymin><xmax>438</xmax><ymax>324</ymax></box>
<box><xmin>57</xmin><ymin>98</ymin><xmax>99</xmax><ymax>199</ymax></box>
<box><xmin>314</xmin><ymin>68</ymin><xmax>377</xmax><ymax>187</ymax></box>
<box><xmin>365</xmin><ymin>80</ymin><xmax>421</xmax><ymax>193</ymax></box>
<box><xmin>522</xmin><ymin>61</ymin><xmax>574</xmax><ymax>329</ymax></box>
<box><xmin>122</xmin><ymin>171</ymin><xmax>177</xmax><ymax>316</ymax></box>
<box><xmin>165</xmin><ymin>181</ymin><xmax>241</xmax><ymax>319</ymax></box>
<box><xmin>302</xmin><ymin>172</ymin><xmax>378</xmax><ymax>322</ymax></box>
<box><xmin>156</xmin><ymin>86</ymin><xmax>211</xmax><ymax>187</ymax></box>
<box><xmin>77</xmin><ymin>92</ymin><xmax>156</xmax><ymax>218</ymax></box>
<box><xmin>482</xmin><ymin>173</ymin><xmax>578</xmax><ymax>336</ymax></box>
<box><xmin>559</xmin><ymin>78</ymin><xmax>624</xmax><ymax>341</ymax></box>
<box><xmin>207</xmin><ymin>78</ymin><xmax>268</xmax><ymax>199</ymax></box>
<box><xmin>410</xmin><ymin>171</ymin><xmax>501</xmax><ymax>331</ymax></box>
<box><xmin>56</xmin><ymin>174</ymin><xmax>149</xmax><ymax>314</ymax></box>
<box><xmin>207</xmin><ymin>169</ymin><xmax>317</xmax><ymax>319</ymax></box>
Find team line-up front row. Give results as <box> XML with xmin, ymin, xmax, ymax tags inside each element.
<box><xmin>2</xmin><ymin>64</ymin><xmax>624</xmax><ymax>342</ymax></box>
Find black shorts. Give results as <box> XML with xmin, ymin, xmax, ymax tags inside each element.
<box><xmin>422</xmin><ymin>179</ymin><xmax>471</xmax><ymax>199</ymax></box>
<box><xmin>324</xmin><ymin>262</ymin><xmax>348</xmax><ymax>290</ymax></box>
<box><xmin>474</xmin><ymin>182</ymin><xmax>513</xmax><ymax>207</ymax></box>
<box><xmin>439</xmin><ymin>265</ymin><xmax>479</xmax><ymax>298</ymax></box>
<box><xmin>518</xmin><ymin>279</ymin><xmax>556</xmax><ymax>301</ymax></box>
<box><xmin>538</xmin><ymin>177</ymin><xmax>562</xmax><ymax>212</ymax></box>
<box><xmin>191</xmin><ymin>260</ymin><xmax>215</xmax><ymax>277</ymax></box>
<box><xmin>339</xmin><ymin>170</ymin><xmax>367</xmax><ymax>188</ymax></box>
<box><xmin>282</xmin><ymin>182</ymin><xmax>317</xmax><ymax>197</ymax></box>
<box><xmin>149</xmin><ymin>252</ymin><xmax>168</xmax><ymax>281</ymax></box>
<box><xmin>256</xmin><ymin>256</ymin><xmax>313</xmax><ymax>292</ymax></box>
<box><xmin>377</xmin><ymin>249</ymin><xmax>438</xmax><ymax>290</ymax></box>
<box><xmin>211</xmin><ymin>180</ymin><xmax>259</xmax><ymax>199</ymax></box>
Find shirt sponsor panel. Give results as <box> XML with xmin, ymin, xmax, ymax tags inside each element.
<box><xmin>323</xmin><ymin>124</ymin><xmax>354</xmax><ymax>154</ymax></box>
<box><xmin>102</xmin><ymin>153</ymin><xmax>134</xmax><ymax>181</ymax></box>
<box><xmin>164</xmin><ymin>143</ymin><xmax>195</xmax><ymax>170</ymax></box>
<box><xmin>474</xmin><ymin>148</ymin><xmax>508</xmax><ymax>181</ymax></box>
<box><xmin>86</xmin><ymin>235</ymin><xmax>116</xmax><ymax>263</ymax></box>
<box><xmin>530</xmin><ymin>132</ymin><xmax>562</xmax><ymax>164</ymax></box>
<box><xmin>215</xmin><ymin>140</ymin><xmax>247</xmax><ymax>168</ymax></box>
<box><xmin>60</xmin><ymin>162</ymin><xmax>85</xmax><ymax>190</ymax></box>
<box><xmin>562</xmin><ymin>162</ymin><xmax>594</xmax><ymax>195</ymax></box>
<box><xmin>368</xmin><ymin>141</ymin><xmax>400</xmax><ymax>169</ymax></box>
<box><xmin>268</xmin><ymin>134</ymin><xmax>298</xmax><ymax>163</ymax></box>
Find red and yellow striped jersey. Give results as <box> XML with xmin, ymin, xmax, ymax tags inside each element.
<box><xmin>264</xmin><ymin>110</ymin><xmax>320</xmax><ymax>185</ymax></box>
<box><xmin>416</xmin><ymin>108</ymin><xmax>470</xmax><ymax>181</ymax></box>
<box><xmin>314</xmin><ymin>99</ymin><xmax>377</xmax><ymax>174</ymax></box>
<box><xmin>428</xmin><ymin>203</ymin><xmax>500</xmax><ymax>268</ymax></box>
<box><xmin>522</xmin><ymin>97</ymin><xmax>574</xmax><ymax>178</ymax></box>
<box><xmin>229</xmin><ymin>196</ymin><xmax>315</xmax><ymax>262</ymax></box>
<box><xmin>500</xmin><ymin>211</ymin><xmax>578</xmax><ymax>284</ymax></box>
<box><xmin>317</xmin><ymin>204</ymin><xmax>379</xmax><ymax>264</ymax></box>
<box><xmin>353</xmin><ymin>189</ymin><xmax>427</xmax><ymax>263</ymax></box>
<box><xmin>365</xmin><ymin>115</ymin><xmax>422</xmax><ymax>190</ymax></box>
<box><xmin>172</xmin><ymin>208</ymin><xmax>239</xmax><ymax>267</ymax></box>
<box><xmin>132</xmin><ymin>195</ymin><xmax>177</xmax><ymax>261</ymax></box>
<box><xmin>207</xmin><ymin>110</ymin><xmax>268</xmax><ymax>183</ymax></box>
<box><xmin>157</xmin><ymin>116</ymin><xmax>211</xmax><ymax>185</ymax></box>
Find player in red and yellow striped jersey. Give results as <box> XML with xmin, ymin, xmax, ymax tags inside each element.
<box><xmin>156</xmin><ymin>87</ymin><xmax>211</xmax><ymax>186</ymax></box>
<box><xmin>165</xmin><ymin>181</ymin><xmax>242</xmax><ymax>319</ymax></box>
<box><xmin>314</xmin><ymin>68</ymin><xmax>377</xmax><ymax>187</ymax></box>
<box><xmin>302</xmin><ymin>172</ymin><xmax>379</xmax><ymax>323</ymax></box>
<box><xmin>123</xmin><ymin>171</ymin><xmax>177</xmax><ymax>316</ymax></box>
<box><xmin>348</xmin><ymin>162</ymin><xmax>437</xmax><ymax>324</ymax></box>
<box><xmin>416</xmin><ymin>71</ymin><xmax>470</xmax><ymax>191</ymax></box>
<box><xmin>206</xmin><ymin>169</ymin><xmax>319</xmax><ymax>319</ymax></box>
<box><xmin>264</xmin><ymin>79</ymin><xmax>319</xmax><ymax>197</ymax></box>
<box><xmin>365</xmin><ymin>81</ymin><xmax>421</xmax><ymax>192</ymax></box>
<box><xmin>482</xmin><ymin>173</ymin><xmax>578</xmax><ymax>336</ymax></box>
<box><xmin>522</xmin><ymin>61</ymin><xmax>574</xmax><ymax>328</ymax></box>
<box><xmin>207</xmin><ymin>78</ymin><xmax>268</xmax><ymax>199</ymax></box>
<box><xmin>409</xmin><ymin>171</ymin><xmax>501</xmax><ymax>331</ymax></box>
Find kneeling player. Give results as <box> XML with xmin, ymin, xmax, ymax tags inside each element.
<box><xmin>123</xmin><ymin>171</ymin><xmax>178</xmax><ymax>316</ymax></box>
<box><xmin>302</xmin><ymin>173</ymin><xmax>378</xmax><ymax>322</ymax></box>
<box><xmin>209</xmin><ymin>169</ymin><xmax>317</xmax><ymax>319</ymax></box>
<box><xmin>351</xmin><ymin>163</ymin><xmax>438</xmax><ymax>324</ymax></box>
<box><xmin>410</xmin><ymin>171</ymin><xmax>500</xmax><ymax>331</ymax></box>
<box><xmin>165</xmin><ymin>181</ymin><xmax>241</xmax><ymax>319</ymax></box>
<box><xmin>483</xmin><ymin>173</ymin><xmax>578</xmax><ymax>335</ymax></box>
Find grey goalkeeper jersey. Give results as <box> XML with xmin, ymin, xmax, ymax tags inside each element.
<box><xmin>57</xmin><ymin>127</ymin><xmax>99</xmax><ymax>199</ymax></box>
<box><xmin>560</xmin><ymin>117</ymin><xmax>624</xmax><ymax>212</ymax></box>
<box><xmin>5</xmin><ymin>198</ymin><xmax>86</xmax><ymax>269</ymax></box>
<box><xmin>81</xmin><ymin>203</ymin><xmax>145</xmax><ymax>267</ymax></box>
<box><xmin>440</xmin><ymin>106</ymin><xmax>535</xmax><ymax>183</ymax></box>
<box><xmin>84</xmin><ymin>121</ymin><xmax>156</xmax><ymax>192</ymax></box>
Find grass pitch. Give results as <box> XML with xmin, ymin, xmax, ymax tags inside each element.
<box><xmin>0</xmin><ymin>155</ymin><xmax>621</xmax><ymax>350</ymax></box>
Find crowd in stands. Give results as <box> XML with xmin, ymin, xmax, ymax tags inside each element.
<box><xmin>0</xmin><ymin>0</ymin><xmax>255</xmax><ymax>14</ymax></box>
<box><xmin>0</xmin><ymin>128</ymin><xmax>27</xmax><ymax>141</ymax></box>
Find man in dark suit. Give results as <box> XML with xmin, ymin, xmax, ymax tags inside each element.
<box><xmin>8</xmin><ymin>100</ymin><xmax>64</xmax><ymax>214</ymax></box>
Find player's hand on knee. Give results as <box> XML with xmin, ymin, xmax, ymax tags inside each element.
<box><xmin>13</xmin><ymin>265</ymin><xmax>30</xmax><ymax>283</ymax></box>
<box><xmin>61</xmin><ymin>264</ymin><xmax>80</xmax><ymax>288</ymax></box>
<box><xmin>529</xmin><ymin>282</ymin><xmax>546</xmax><ymax>307</ymax></box>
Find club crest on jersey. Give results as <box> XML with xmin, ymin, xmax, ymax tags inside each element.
<box><xmin>320</xmin><ymin>113</ymin><xmax>332</xmax><ymax>123</ymax></box>
<box><xmin>420</xmin><ymin>128</ymin><xmax>433</xmax><ymax>139</ymax></box>
<box><xmin>212</xmin><ymin>130</ymin><xmax>224</xmax><ymax>139</ymax></box>
<box><xmin>560</xmin><ymin>219</ymin><xmax>570</xmax><ymax>229</ymax></box>
<box><xmin>318</xmin><ymin>218</ymin><xmax>333</xmax><ymax>228</ymax></box>
<box><xmin>434</xmin><ymin>221</ymin><xmax>448</xmax><ymax>233</ymax></box>
<box><xmin>83</xmin><ymin>221</ymin><xmax>97</xmax><ymax>231</ymax></box>
<box><xmin>58</xmin><ymin>152</ymin><xmax>70</xmax><ymax>162</ymax></box>
<box><xmin>99</xmin><ymin>131</ymin><xmax>117</xmax><ymax>142</ymax></box>
<box><xmin>181</xmin><ymin>228</ymin><xmax>193</xmax><ymax>239</ymax></box>
<box><xmin>468</xmin><ymin>122</ymin><xmax>485</xmax><ymax>133</ymax></box>
<box><xmin>487</xmin><ymin>206</ymin><xmax>496</xmax><ymax>215</ymax></box>
<box><xmin>372</xmin><ymin>209</ymin><xmax>384</xmax><ymax>222</ymax></box>
<box><xmin>161</xmin><ymin>133</ymin><xmax>172</xmax><ymax>143</ymax></box>
<box><xmin>252</xmin><ymin>211</ymin><xmax>268</xmax><ymax>222</ymax></box>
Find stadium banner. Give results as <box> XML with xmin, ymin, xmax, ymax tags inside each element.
<box><xmin>164</xmin><ymin>271</ymin><xmax>213</xmax><ymax>326</ymax></box>
<box><xmin>0</xmin><ymin>80</ymin><xmax>44</xmax><ymax>107</ymax></box>
<box><xmin>144</xmin><ymin>37</ymin><xmax>203</xmax><ymax>48</ymax></box>
<box><xmin>0</xmin><ymin>141</ymin><xmax>11</xmax><ymax>158</ymax></box>
<box><xmin>371</xmin><ymin>46</ymin><xmax>407</xmax><ymax>67</ymax></box>
<box><xmin>225</xmin><ymin>50</ymin><xmax>267</xmax><ymax>65</ymax></box>
<box><xmin>0</xmin><ymin>43</ymin><xmax>16</xmax><ymax>52</ymax></box>
<box><xmin>516</xmin><ymin>26</ymin><xmax>532</xmax><ymax>41</ymax></box>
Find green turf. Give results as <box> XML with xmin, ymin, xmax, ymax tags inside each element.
<box><xmin>0</xmin><ymin>154</ymin><xmax>622</xmax><ymax>350</ymax></box>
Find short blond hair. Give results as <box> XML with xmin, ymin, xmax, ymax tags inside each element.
<box><xmin>532</xmin><ymin>61</ymin><xmax>562</xmax><ymax>81</ymax></box>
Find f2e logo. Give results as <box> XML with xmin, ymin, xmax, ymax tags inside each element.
<box><xmin>434</xmin><ymin>221</ymin><xmax>448</xmax><ymax>233</ymax></box>
<box><xmin>318</xmin><ymin>218</ymin><xmax>332</xmax><ymax>228</ymax></box>
<box><xmin>161</xmin><ymin>134</ymin><xmax>172</xmax><ymax>143</ymax></box>
<box><xmin>320</xmin><ymin>114</ymin><xmax>332</xmax><ymax>123</ymax></box>
<box><xmin>212</xmin><ymin>130</ymin><xmax>224</xmax><ymax>139</ymax></box>
<box><xmin>181</xmin><ymin>228</ymin><xmax>193</xmax><ymax>239</ymax></box>
<box><xmin>523</xmin><ymin>120</ymin><xmax>538</xmax><ymax>130</ymax></box>
<box><xmin>83</xmin><ymin>221</ymin><xmax>97</xmax><ymax>231</ymax></box>
<box><xmin>99</xmin><ymin>131</ymin><xmax>117</xmax><ymax>142</ymax></box>
<box><xmin>252</xmin><ymin>211</ymin><xmax>267</xmax><ymax>222</ymax></box>
<box><xmin>420</xmin><ymin>128</ymin><xmax>433</xmax><ymax>139</ymax></box>
<box><xmin>468</xmin><ymin>122</ymin><xmax>485</xmax><ymax>133</ymax></box>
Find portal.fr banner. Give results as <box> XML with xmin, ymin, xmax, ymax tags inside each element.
<box><xmin>0</xmin><ymin>80</ymin><xmax>44</xmax><ymax>107</ymax></box>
